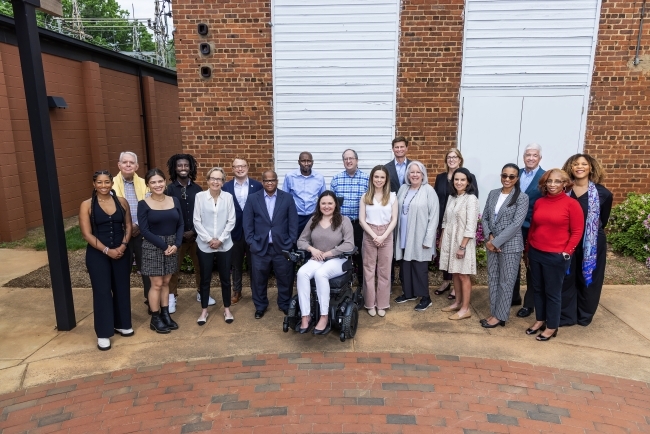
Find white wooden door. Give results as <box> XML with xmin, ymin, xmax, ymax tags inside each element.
<box><xmin>271</xmin><ymin>0</ymin><xmax>400</xmax><ymax>186</ymax></box>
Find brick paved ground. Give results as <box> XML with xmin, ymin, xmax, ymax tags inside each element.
<box><xmin>1</xmin><ymin>352</ymin><xmax>649</xmax><ymax>434</ymax></box>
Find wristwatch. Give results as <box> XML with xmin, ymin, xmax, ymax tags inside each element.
<box><xmin>562</xmin><ymin>252</ymin><xmax>570</xmax><ymax>260</ymax></box>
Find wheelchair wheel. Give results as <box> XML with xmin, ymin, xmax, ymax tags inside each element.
<box><xmin>286</xmin><ymin>296</ymin><xmax>300</xmax><ymax>332</ymax></box>
<box><xmin>341</xmin><ymin>303</ymin><xmax>359</xmax><ymax>340</ymax></box>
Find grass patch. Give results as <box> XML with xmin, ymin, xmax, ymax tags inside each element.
<box><xmin>33</xmin><ymin>226</ymin><xmax>87</xmax><ymax>251</ymax></box>
<box><xmin>0</xmin><ymin>216</ymin><xmax>83</xmax><ymax>251</ymax></box>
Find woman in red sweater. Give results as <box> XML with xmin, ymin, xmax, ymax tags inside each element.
<box><xmin>525</xmin><ymin>169</ymin><xmax>584</xmax><ymax>341</ymax></box>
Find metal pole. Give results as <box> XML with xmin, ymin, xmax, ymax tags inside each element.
<box><xmin>11</xmin><ymin>0</ymin><xmax>76</xmax><ymax>330</ymax></box>
<box><xmin>634</xmin><ymin>0</ymin><xmax>647</xmax><ymax>66</ymax></box>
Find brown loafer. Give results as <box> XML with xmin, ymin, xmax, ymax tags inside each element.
<box><xmin>231</xmin><ymin>291</ymin><xmax>242</xmax><ymax>305</ymax></box>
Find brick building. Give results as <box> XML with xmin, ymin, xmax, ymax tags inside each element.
<box><xmin>173</xmin><ymin>0</ymin><xmax>649</xmax><ymax>203</ymax></box>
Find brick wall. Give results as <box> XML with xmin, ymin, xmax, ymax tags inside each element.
<box><xmin>174</xmin><ymin>0</ymin><xmax>274</xmax><ymax>182</ymax></box>
<box><xmin>395</xmin><ymin>0</ymin><xmax>465</xmax><ymax>176</ymax></box>
<box><xmin>584</xmin><ymin>1</ymin><xmax>650</xmax><ymax>203</ymax></box>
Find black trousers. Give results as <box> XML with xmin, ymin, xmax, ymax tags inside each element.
<box><xmin>129</xmin><ymin>235</ymin><xmax>151</xmax><ymax>299</ymax></box>
<box><xmin>250</xmin><ymin>245</ymin><xmax>294</xmax><ymax>312</ymax></box>
<box><xmin>230</xmin><ymin>238</ymin><xmax>251</xmax><ymax>294</ymax></box>
<box><xmin>528</xmin><ymin>247</ymin><xmax>571</xmax><ymax>330</ymax></box>
<box><xmin>512</xmin><ymin>227</ymin><xmax>535</xmax><ymax>308</ymax></box>
<box><xmin>196</xmin><ymin>249</ymin><xmax>232</xmax><ymax>309</ymax></box>
<box><xmin>86</xmin><ymin>246</ymin><xmax>132</xmax><ymax>338</ymax></box>
<box><xmin>351</xmin><ymin>219</ymin><xmax>364</xmax><ymax>286</ymax></box>
<box><xmin>297</xmin><ymin>214</ymin><xmax>311</xmax><ymax>238</ymax></box>
<box><xmin>401</xmin><ymin>260</ymin><xmax>430</xmax><ymax>298</ymax></box>
<box><xmin>560</xmin><ymin>232</ymin><xmax>607</xmax><ymax>326</ymax></box>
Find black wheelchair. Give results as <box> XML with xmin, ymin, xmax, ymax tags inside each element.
<box><xmin>281</xmin><ymin>248</ymin><xmax>362</xmax><ymax>342</ymax></box>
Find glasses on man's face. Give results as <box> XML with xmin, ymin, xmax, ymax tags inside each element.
<box><xmin>209</xmin><ymin>177</ymin><xmax>224</xmax><ymax>183</ymax></box>
<box><xmin>343</xmin><ymin>157</ymin><xmax>356</xmax><ymax>162</ymax></box>
<box><xmin>233</xmin><ymin>165</ymin><xmax>247</xmax><ymax>170</ymax></box>
<box><xmin>262</xmin><ymin>179</ymin><xmax>278</xmax><ymax>184</ymax></box>
<box><xmin>546</xmin><ymin>179</ymin><xmax>564</xmax><ymax>185</ymax></box>
<box><xmin>500</xmin><ymin>174</ymin><xmax>517</xmax><ymax>180</ymax></box>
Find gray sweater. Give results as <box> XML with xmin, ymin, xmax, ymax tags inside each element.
<box><xmin>297</xmin><ymin>216</ymin><xmax>355</xmax><ymax>256</ymax></box>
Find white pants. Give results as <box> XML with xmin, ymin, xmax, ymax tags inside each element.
<box><xmin>297</xmin><ymin>258</ymin><xmax>347</xmax><ymax>316</ymax></box>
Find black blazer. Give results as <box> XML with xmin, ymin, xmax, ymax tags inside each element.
<box><xmin>222</xmin><ymin>177</ymin><xmax>263</xmax><ymax>241</ymax></box>
<box><xmin>433</xmin><ymin>171</ymin><xmax>480</xmax><ymax>228</ymax></box>
<box><xmin>384</xmin><ymin>158</ymin><xmax>411</xmax><ymax>193</ymax></box>
<box><xmin>243</xmin><ymin>189</ymin><xmax>299</xmax><ymax>256</ymax></box>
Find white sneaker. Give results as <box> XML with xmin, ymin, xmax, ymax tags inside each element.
<box><xmin>196</xmin><ymin>293</ymin><xmax>216</xmax><ymax>306</ymax></box>
<box><xmin>97</xmin><ymin>338</ymin><xmax>111</xmax><ymax>351</ymax></box>
<box><xmin>168</xmin><ymin>294</ymin><xmax>177</xmax><ymax>313</ymax></box>
<box><xmin>114</xmin><ymin>328</ymin><xmax>134</xmax><ymax>337</ymax></box>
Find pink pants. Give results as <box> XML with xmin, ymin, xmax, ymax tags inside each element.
<box><xmin>362</xmin><ymin>223</ymin><xmax>393</xmax><ymax>310</ymax></box>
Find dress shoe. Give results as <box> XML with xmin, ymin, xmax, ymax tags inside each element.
<box><xmin>97</xmin><ymin>338</ymin><xmax>111</xmax><ymax>351</ymax></box>
<box><xmin>197</xmin><ymin>312</ymin><xmax>209</xmax><ymax>326</ymax></box>
<box><xmin>536</xmin><ymin>329</ymin><xmax>558</xmax><ymax>341</ymax></box>
<box><xmin>525</xmin><ymin>325</ymin><xmax>546</xmax><ymax>335</ymax></box>
<box><xmin>299</xmin><ymin>322</ymin><xmax>313</xmax><ymax>334</ymax></box>
<box><xmin>231</xmin><ymin>291</ymin><xmax>242</xmax><ymax>305</ymax></box>
<box><xmin>516</xmin><ymin>307</ymin><xmax>534</xmax><ymax>318</ymax></box>
<box><xmin>150</xmin><ymin>312</ymin><xmax>171</xmax><ymax>334</ymax></box>
<box><xmin>114</xmin><ymin>328</ymin><xmax>134</xmax><ymax>337</ymax></box>
<box><xmin>481</xmin><ymin>320</ymin><xmax>505</xmax><ymax>328</ymax></box>
<box><xmin>224</xmin><ymin>311</ymin><xmax>234</xmax><ymax>324</ymax></box>
<box><xmin>377</xmin><ymin>309</ymin><xmax>386</xmax><ymax>317</ymax></box>
<box><xmin>367</xmin><ymin>307</ymin><xmax>376</xmax><ymax>317</ymax></box>
<box><xmin>312</xmin><ymin>322</ymin><xmax>331</xmax><ymax>335</ymax></box>
<box><xmin>160</xmin><ymin>306</ymin><xmax>179</xmax><ymax>330</ymax></box>
<box><xmin>441</xmin><ymin>305</ymin><xmax>460</xmax><ymax>312</ymax></box>
<box><xmin>255</xmin><ymin>309</ymin><xmax>266</xmax><ymax>319</ymax></box>
<box><xmin>449</xmin><ymin>311</ymin><xmax>471</xmax><ymax>320</ymax></box>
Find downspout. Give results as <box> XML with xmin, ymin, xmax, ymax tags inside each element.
<box><xmin>138</xmin><ymin>66</ymin><xmax>152</xmax><ymax>168</ymax></box>
<box><xmin>634</xmin><ymin>0</ymin><xmax>647</xmax><ymax>66</ymax></box>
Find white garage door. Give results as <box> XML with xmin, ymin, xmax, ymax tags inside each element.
<box><xmin>271</xmin><ymin>0</ymin><xmax>400</xmax><ymax>186</ymax></box>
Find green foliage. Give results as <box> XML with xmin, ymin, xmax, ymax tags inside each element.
<box><xmin>180</xmin><ymin>254</ymin><xmax>195</xmax><ymax>273</ymax></box>
<box><xmin>607</xmin><ymin>193</ymin><xmax>650</xmax><ymax>262</ymax></box>
<box><xmin>34</xmin><ymin>225</ymin><xmax>88</xmax><ymax>251</ymax></box>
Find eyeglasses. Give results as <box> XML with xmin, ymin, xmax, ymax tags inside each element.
<box><xmin>500</xmin><ymin>174</ymin><xmax>517</xmax><ymax>180</ymax></box>
<box><xmin>233</xmin><ymin>165</ymin><xmax>247</xmax><ymax>170</ymax></box>
<box><xmin>262</xmin><ymin>179</ymin><xmax>278</xmax><ymax>183</ymax></box>
<box><xmin>447</xmin><ymin>156</ymin><xmax>459</xmax><ymax>160</ymax></box>
<box><xmin>545</xmin><ymin>179</ymin><xmax>565</xmax><ymax>185</ymax></box>
<box><xmin>208</xmin><ymin>177</ymin><xmax>224</xmax><ymax>183</ymax></box>
<box><xmin>343</xmin><ymin>157</ymin><xmax>357</xmax><ymax>162</ymax></box>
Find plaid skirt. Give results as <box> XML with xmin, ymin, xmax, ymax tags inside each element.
<box><xmin>141</xmin><ymin>235</ymin><xmax>178</xmax><ymax>276</ymax></box>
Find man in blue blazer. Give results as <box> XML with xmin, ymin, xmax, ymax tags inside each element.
<box><xmin>512</xmin><ymin>143</ymin><xmax>546</xmax><ymax>317</ymax></box>
<box><xmin>222</xmin><ymin>158</ymin><xmax>263</xmax><ymax>304</ymax></box>
<box><xmin>243</xmin><ymin>170</ymin><xmax>299</xmax><ymax>318</ymax></box>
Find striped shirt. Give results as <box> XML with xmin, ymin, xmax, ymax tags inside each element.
<box><xmin>122</xmin><ymin>177</ymin><xmax>139</xmax><ymax>225</ymax></box>
<box><xmin>330</xmin><ymin>169</ymin><xmax>369</xmax><ymax>220</ymax></box>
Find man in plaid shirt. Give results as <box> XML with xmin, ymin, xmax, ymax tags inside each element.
<box><xmin>330</xmin><ymin>149</ymin><xmax>370</xmax><ymax>287</ymax></box>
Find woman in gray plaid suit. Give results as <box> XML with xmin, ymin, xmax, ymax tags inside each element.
<box><xmin>481</xmin><ymin>163</ymin><xmax>529</xmax><ymax>328</ymax></box>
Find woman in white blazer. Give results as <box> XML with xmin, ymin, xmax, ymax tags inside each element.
<box><xmin>394</xmin><ymin>161</ymin><xmax>440</xmax><ymax>312</ymax></box>
<box><xmin>193</xmin><ymin>167</ymin><xmax>236</xmax><ymax>326</ymax></box>
<box><xmin>480</xmin><ymin>163</ymin><xmax>529</xmax><ymax>328</ymax></box>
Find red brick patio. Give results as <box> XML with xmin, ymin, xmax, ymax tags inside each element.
<box><xmin>1</xmin><ymin>352</ymin><xmax>649</xmax><ymax>434</ymax></box>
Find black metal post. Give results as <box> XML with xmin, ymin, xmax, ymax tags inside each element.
<box><xmin>11</xmin><ymin>0</ymin><xmax>76</xmax><ymax>330</ymax></box>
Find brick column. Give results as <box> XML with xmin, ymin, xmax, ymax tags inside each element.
<box><xmin>0</xmin><ymin>50</ymin><xmax>27</xmax><ymax>242</ymax></box>
<box><xmin>81</xmin><ymin>61</ymin><xmax>109</xmax><ymax>171</ymax></box>
<box><xmin>141</xmin><ymin>76</ymin><xmax>159</xmax><ymax>170</ymax></box>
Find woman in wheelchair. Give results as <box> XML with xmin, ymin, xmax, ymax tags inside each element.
<box><xmin>296</xmin><ymin>190</ymin><xmax>355</xmax><ymax>335</ymax></box>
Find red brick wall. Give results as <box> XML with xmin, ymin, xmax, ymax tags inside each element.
<box><xmin>584</xmin><ymin>1</ymin><xmax>650</xmax><ymax>202</ymax></box>
<box><xmin>174</xmin><ymin>0</ymin><xmax>274</xmax><ymax>182</ymax></box>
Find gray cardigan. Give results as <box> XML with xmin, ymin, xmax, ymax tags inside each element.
<box><xmin>297</xmin><ymin>216</ymin><xmax>355</xmax><ymax>256</ymax></box>
<box><xmin>481</xmin><ymin>188</ymin><xmax>529</xmax><ymax>253</ymax></box>
<box><xmin>394</xmin><ymin>183</ymin><xmax>440</xmax><ymax>262</ymax></box>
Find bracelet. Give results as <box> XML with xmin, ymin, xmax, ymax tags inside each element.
<box><xmin>103</xmin><ymin>247</ymin><xmax>109</xmax><ymax>255</ymax></box>
<box><xmin>458</xmin><ymin>246</ymin><xmax>466</xmax><ymax>250</ymax></box>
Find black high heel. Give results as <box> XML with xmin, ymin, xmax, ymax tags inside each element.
<box><xmin>526</xmin><ymin>325</ymin><xmax>546</xmax><ymax>335</ymax></box>
<box><xmin>536</xmin><ymin>329</ymin><xmax>558</xmax><ymax>341</ymax></box>
<box><xmin>482</xmin><ymin>320</ymin><xmax>505</xmax><ymax>328</ymax></box>
<box><xmin>434</xmin><ymin>282</ymin><xmax>452</xmax><ymax>296</ymax></box>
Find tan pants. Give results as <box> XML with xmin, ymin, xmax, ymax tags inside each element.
<box><xmin>168</xmin><ymin>240</ymin><xmax>200</xmax><ymax>296</ymax></box>
<box><xmin>362</xmin><ymin>223</ymin><xmax>393</xmax><ymax>310</ymax></box>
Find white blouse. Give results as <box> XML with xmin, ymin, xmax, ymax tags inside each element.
<box><xmin>193</xmin><ymin>190</ymin><xmax>236</xmax><ymax>253</ymax></box>
<box><xmin>363</xmin><ymin>192</ymin><xmax>396</xmax><ymax>225</ymax></box>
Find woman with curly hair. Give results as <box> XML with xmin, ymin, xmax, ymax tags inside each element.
<box><xmin>296</xmin><ymin>190</ymin><xmax>355</xmax><ymax>335</ymax></box>
<box><xmin>560</xmin><ymin>154</ymin><xmax>612</xmax><ymax>327</ymax></box>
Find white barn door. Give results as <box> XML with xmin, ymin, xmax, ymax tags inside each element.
<box><xmin>458</xmin><ymin>0</ymin><xmax>602</xmax><ymax>209</ymax></box>
<box><xmin>271</xmin><ymin>0</ymin><xmax>400</xmax><ymax>186</ymax></box>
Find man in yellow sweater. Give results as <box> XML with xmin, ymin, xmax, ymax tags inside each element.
<box><xmin>114</xmin><ymin>152</ymin><xmax>151</xmax><ymax>309</ymax></box>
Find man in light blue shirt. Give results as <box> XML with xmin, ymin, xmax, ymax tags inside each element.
<box><xmin>282</xmin><ymin>151</ymin><xmax>326</xmax><ymax>235</ymax></box>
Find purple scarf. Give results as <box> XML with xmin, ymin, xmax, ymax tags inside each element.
<box><xmin>568</xmin><ymin>182</ymin><xmax>599</xmax><ymax>286</ymax></box>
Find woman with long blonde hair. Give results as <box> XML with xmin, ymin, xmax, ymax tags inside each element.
<box><xmin>359</xmin><ymin>165</ymin><xmax>398</xmax><ymax>317</ymax></box>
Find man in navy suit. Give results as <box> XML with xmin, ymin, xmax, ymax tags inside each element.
<box><xmin>243</xmin><ymin>170</ymin><xmax>299</xmax><ymax>319</ymax></box>
<box><xmin>222</xmin><ymin>158</ymin><xmax>263</xmax><ymax>305</ymax></box>
<box><xmin>513</xmin><ymin>143</ymin><xmax>546</xmax><ymax>317</ymax></box>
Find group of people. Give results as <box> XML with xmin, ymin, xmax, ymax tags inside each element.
<box><xmin>79</xmin><ymin>138</ymin><xmax>612</xmax><ymax>349</ymax></box>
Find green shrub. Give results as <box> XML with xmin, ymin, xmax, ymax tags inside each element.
<box><xmin>607</xmin><ymin>193</ymin><xmax>650</xmax><ymax>262</ymax></box>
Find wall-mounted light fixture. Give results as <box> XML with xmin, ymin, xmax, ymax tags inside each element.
<box><xmin>47</xmin><ymin>96</ymin><xmax>68</xmax><ymax>109</ymax></box>
<box><xmin>200</xmin><ymin>66</ymin><xmax>212</xmax><ymax>78</ymax></box>
<box><xmin>197</xmin><ymin>23</ymin><xmax>208</xmax><ymax>35</ymax></box>
<box><xmin>199</xmin><ymin>42</ymin><xmax>211</xmax><ymax>55</ymax></box>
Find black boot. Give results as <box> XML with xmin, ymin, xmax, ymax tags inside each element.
<box><xmin>160</xmin><ymin>306</ymin><xmax>179</xmax><ymax>330</ymax></box>
<box><xmin>150</xmin><ymin>311</ymin><xmax>170</xmax><ymax>334</ymax></box>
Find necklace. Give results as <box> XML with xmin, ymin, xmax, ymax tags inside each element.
<box><xmin>402</xmin><ymin>186</ymin><xmax>421</xmax><ymax>215</ymax></box>
<box><xmin>150</xmin><ymin>195</ymin><xmax>166</xmax><ymax>202</ymax></box>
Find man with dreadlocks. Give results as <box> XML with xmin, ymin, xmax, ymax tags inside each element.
<box><xmin>165</xmin><ymin>154</ymin><xmax>206</xmax><ymax>313</ymax></box>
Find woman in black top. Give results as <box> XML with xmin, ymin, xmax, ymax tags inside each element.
<box><xmin>138</xmin><ymin>168</ymin><xmax>184</xmax><ymax>334</ymax></box>
<box><xmin>79</xmin><ymin>171</ymin><xmax>133</xmax><ymax>351</ymax></box>
<box><xmin>433</xmin><ymin>148</ymin><xmax>479</xmax><ymax>299</ymax></box>
<box><xmin>560</xmin><ymin>154</ymin><xmax>613</xmax><ymax>327</ymax></box>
